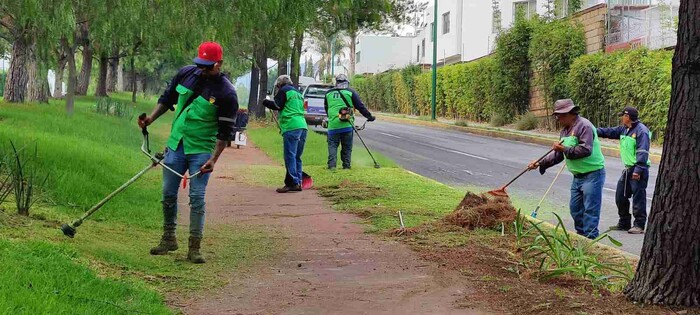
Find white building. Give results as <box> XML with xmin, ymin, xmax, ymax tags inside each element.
<box><xmin>411</xmin><ymin>0</ymin><xmax>493</xmax><ymax>66</ymax></box>
<box><xmin>355</xmin><ymin>35</ymin><xmax>413</xmax><ymax>74</ymax></box>
<box><xmin>408</xmin><ymin>0</ymin><xmax>608</xmax><ymax>67</ymax></box>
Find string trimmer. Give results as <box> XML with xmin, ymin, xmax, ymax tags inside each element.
<box><xmin>60</xmin><ymin>114</ymin><xmax>206</xmax><ymax>238</ymax></box>
<box><xmin>353</xmin><ymin>121</ymin><xmax>380</xmax><ymax>169</ymax></box>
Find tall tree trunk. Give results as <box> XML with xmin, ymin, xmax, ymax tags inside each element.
<box><xmin>141</xmin><ymin>77</ymin><xmax>148</xmax><ymax>98</ymax></box>
<box><xmin>76</xmin><ymin>22</ymin><xmax>92</xmax><ymax>95</ymax></box>
<box><xmin>54</xmin><ymin>47</ymin><xmax>68</xmax><ymax>98</ymax></box>
<box><xmin>349</xmin><ymin>31</ymin><xmax>358</xmax><ymax>77</ymax></box>
<box><xmin>131</xmin><ymin>56</ymin><xmax>137</xmax><ymax>103</ymax></box>
<box><xmin>76</xmin><ymin>44</ymin><xmax>92</xmax><ymax>95</ymax></box>
<box><xmin>64</xmin><ymin>39</ymin><xmax>77</xmax><ymax>116</ymax></box>
<box><xmin>624</xmin><ymin>0</ymin><xmax>700</xmax><ymax>307</ymax></box>
<box><xmin>290</xmin><ymin>28</ymin><xmax>304</xmax><ymax>88</ymax></box>
<box><xmin>255</xmin><ymin>48</ymin><xmax>269</xmax><ymax>119</ymax></box>
<box><xmin>26</xmin><ymin>47</ymin><xmax>49</xmax><ymax>104</ymax></box>
<box><xmin>95</xmin><ymin>53</ymin><xmax>108</xmax><ymax>97</ymax></box>
<box><xmin>248</xmin><ymin>59</ymin><xmax>260</xmax><ymax>110</ymax></box>
<box><xmin>4</xmin><ymin>35</ymin><xmax>30</xmax><ymax>103</ymax></box>
<box><xmin>278</xmin><ymin>54</ymin><xmax>288</xmax><ymax>77</ymax></box>
<box><xmin>107</xmin><ymin>47</ymin><xmax>120</xmax><ymax>92</ymax></box>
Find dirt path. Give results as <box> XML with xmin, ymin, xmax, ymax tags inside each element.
<box><xmin>171</xmin><ymin>144</ymin><xmax>490</xmax><ymax>315</ymax></box>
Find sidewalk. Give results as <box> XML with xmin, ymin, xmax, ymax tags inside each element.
<box><xmin>376</xmin><ymin>113</ymin><xmax>663</xmax><ymax>164</ymax></box>
<box><xmin>172</xmin><ymin>143</ymin><xmax>488</xmax><ymax>315</ymax></box>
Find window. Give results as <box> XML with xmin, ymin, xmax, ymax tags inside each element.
<box><xmin>356</xmin><ymin>51</ymin><xmax>361</xmax><ymax>64</ymax></box>
<box><xmin>421</xmin><ymin>39</ymin><xmax>425</xmax><ymax>57</ymax></box>
<box><xmin>442</xmin><ymin>12</ymin><xmax>450</xmax><ymax>34</ymax></box>
<box><xmin>429</xmin><ymin>23</ymin><xmax>434</xmax><ymax>42</ymax></box>
<box><xmin>513</xmin><ymin>0</ymin><xmax>537</xmax><ymax>20</ymax></box>
<box><xmin>416</xmin><ymin>46</ymin><xmax>420</xmax><ymax>62</ymax></box>
<box><xmin>492</xmin><ymin>4</ymin><xmax>502</xmax><ymax>34</ymax></box>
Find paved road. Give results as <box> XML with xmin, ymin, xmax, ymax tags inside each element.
<box><xmin>342</xmin><ymin>119</ymin><xmax>658</xmax><ymax>256</ymax></box>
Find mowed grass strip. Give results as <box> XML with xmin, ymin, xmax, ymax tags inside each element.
<box><xmin>0</xmin><ymin>94</ymin><xmax>277</xmax><ymax>313</ymax></box>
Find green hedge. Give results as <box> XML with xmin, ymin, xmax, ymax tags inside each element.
<box><xmin>568</xmin><ymin>49</ymin><xmax>672</xmax><ymax>141</ymax></box>
<box><xmin>355</xmin><ymin>58</ymin><xmax>500</xmax><ymax>122</ymax></box>
<box><xmin>529</xmin><ymin>18</ymin><xmax>586</xmax><ymax>109</ymax></box>
<box><xmin>352</xmin><ymin>20</ymin><xmax>670</xmax><ymax>142</ymax></box>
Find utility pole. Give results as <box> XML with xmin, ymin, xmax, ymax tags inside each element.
<box><xmin>431</xmin><ymin>0</ymin><xmax>438</xmax><ymax>120</ymax></box>
<box><xmin>331</xmin><ymin>35</ymin><xmax>336</xmax><ymax>80</ymax></box>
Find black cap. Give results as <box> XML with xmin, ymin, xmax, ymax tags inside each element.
<box><xmin>618</xmin><ymin>106</ymin><xmax>639</xmax><ymax>121</ymax></box>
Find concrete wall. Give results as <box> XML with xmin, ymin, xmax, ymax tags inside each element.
<box><xmin>355</xmin><ymin>35</ymin><xmax>413</xmax><ymax>74</ymax></box>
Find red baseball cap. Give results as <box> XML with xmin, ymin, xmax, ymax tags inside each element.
<box><xmin>193</xmin><ymin>41</ymin><xmax>223</xmax><ymax>66</ymax></box>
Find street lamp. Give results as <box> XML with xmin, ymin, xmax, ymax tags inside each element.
<box><xmin>431</xmin><ymin>0</ymin><xmax>438</xmax><ymax>120</ymax></box>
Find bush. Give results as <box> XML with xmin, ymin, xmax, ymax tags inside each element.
<box><xmin>492</xmin><ymin>14</ymin><xmax>535</xmax><ymax>120</ymax></box>
<box><xmin>515</xmin><ymin>112</ymin><xmax>539</xmax><ymax>130</ymax></box>
<box><xmin>490</xmin><ymin>114</ymin><xmax>509</xmax><ymax>127</ymax></box>
<box><xmin>95</xmin><ymin>98</ymin><xmax>135</xmax><ymax>118</ymax></box>
<box><xmin>516</xmin><ymin>212</ymin><xmax>633</xmax><ymax>291</ymax></box>
<box><xmin>9</xmin><ymin>142</ymin><xmax>49</xmax><ymax>216</ymax></box>
<box><xmin>568</xmin><ymin>49</ymin><xmax>671</xmax><ymax>141</ymax></box>
<box><xmin>567</xmin><ymin>53</ymin><xmax>615</xmax><ymax>128</ymax></box>
<box><xmin>455</xmin><ymin>120</ymin><xmax>469</xmax><ymax>127</ymax></box>
<box><xmin>529</xmin><ymin>18</ymin><xmax>586</xmax><ymax>110</ymax></box>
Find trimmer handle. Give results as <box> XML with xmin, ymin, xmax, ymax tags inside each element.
<box><xmin>138</xmin><ymin>113</ymin><xmax>149</xmax><ymax>136</ymax></box>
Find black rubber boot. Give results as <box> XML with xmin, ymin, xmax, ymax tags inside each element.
<box><xmin>187</xmin><ymin>236</ymin><xmax>206</xmax><ymax>264</ymax></box>
<box><xmin>150</xmin><ymin>224</ymin><xmax>178</xmax><ymax>255</ymax></box>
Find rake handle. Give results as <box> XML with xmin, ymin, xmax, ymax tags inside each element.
<box><xmin>500</xmin><ymin>148</ymin><xmax>554</xmax><ymax>190</ymax></box>
<box><xmin>499</xmin><ymin>140</ymin><xmax>564</xmax><ymax>190</ymax></box>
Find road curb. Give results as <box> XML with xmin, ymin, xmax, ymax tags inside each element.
<box><xmin>376</xmin><ymin>114</ymin><xmax>662</xmax><ymax>164</ymax></box>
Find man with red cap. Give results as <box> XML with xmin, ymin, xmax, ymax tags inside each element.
<box><xmin>139</xmin><ymin>41</ymin><xmax>238</xmax><ymax>263</ymax></box>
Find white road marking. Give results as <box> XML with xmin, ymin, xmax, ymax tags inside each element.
<box><xmin>463</xmin><ymin>169</ymin><xmax>492</xmax><ymax>177</ymax></box>
<box><xmin>379</xmin><ymin>132</ymin><xmax>402</xmax><ymax>139</ymax></box>
<box><xmin>442</xmin><ymin>147</ymin><xmax>490</xmax><ymax>161</ymax></box>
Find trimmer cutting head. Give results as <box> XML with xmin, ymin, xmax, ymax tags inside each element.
<box><xmin>61</xmin><ymin>224</ymin><xmax>76</xmax><ymax>238</ymax></box>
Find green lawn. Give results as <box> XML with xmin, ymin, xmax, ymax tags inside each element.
<box><xmin>0</xmin><ymin>94</ymin><xmax>276</xmax><ymax>314</ymax></box>
<box><xmin>246</xmin><ymin>126</ymin><xmax>465</xmax><ymax>231</ymax></box>
<box><xmin>247</xmin><ymin>126</ymin><xmax>569</xmax><ymax>232</ymax></box>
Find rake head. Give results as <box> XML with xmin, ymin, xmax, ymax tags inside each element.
<box><xmin>486</xmin><ymin>187</ymin><xmax>509</xmax><ymax>198</ymax></box>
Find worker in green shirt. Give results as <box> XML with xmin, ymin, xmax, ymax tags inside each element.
<box><xmin>263</xmin><ymin>75</ymin><xmax>308</xmax><ymax>193</ymax></box>
<box><xmin>139</xmin><ymin>42</ymin><xmax>238</xmax><ymax>263</ymax></box>
<box><xmin>597</xmin><ymin>106</ymin><xmax>651</xmax><ymax>234</ymax></box>
<box><xmin>529</xmin><ymin>99</ymin><xmax>606</xmax><ymax>239</ymax></box>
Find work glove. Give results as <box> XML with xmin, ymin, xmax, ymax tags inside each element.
<box><xmin>367</xmin><ymin>115</ymin><xmax>376</xmax><ymax>122</ymax></box>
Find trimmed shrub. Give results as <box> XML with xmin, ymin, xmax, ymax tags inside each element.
<box><xmin>515</xmin><ymin>112</ymin><xmax>539</xmax><ymax>131</ymax></box>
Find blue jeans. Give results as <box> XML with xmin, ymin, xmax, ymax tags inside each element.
<box><xmin>283</xmin><ymin>129</ymin><xmax>307</xmax><ymax>185</ymax></box>
<box><xmin>328</xmin><ymin>131</ymin><xmax>353</xmax><ymax>169</ymax></box>
<box><xmin>616</xmin><ymin>168</ymin><xmax>648</xmax><ymax>229</ymax></box>
<box><xmin>162</xmin><ymin>142</ymin><xmax>211</xmax><ymax>238</ymax></box>
<box><xmin>569</xmin><ymin>169</ymin><xmax>605</xmax><ymax>239</ymax></box>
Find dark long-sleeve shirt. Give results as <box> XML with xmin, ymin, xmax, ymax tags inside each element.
<box><xmin>539</xmin><ymin>116</ymin><xmax>596</xmax><ymax>174</ymax></box>
<box><xmin>597</xmin><ymin>122</ymin><xmax>651</xmax><ymax>174</ymax></box>
<box><xmin>323</xmin><ymin>87</ymin><xmax>372</xmax><ymax>118</ymax></box>
<box><xmin>158</xmin><ymin>65</ymin><xmax>239</xmax><ymax>141</ymax></box>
